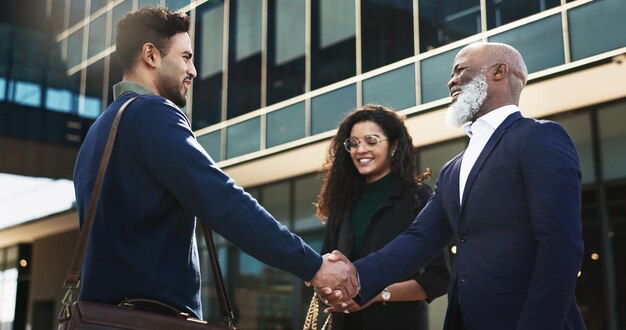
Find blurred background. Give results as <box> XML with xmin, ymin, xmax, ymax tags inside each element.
<box><xmin>0</xmin><ymin>0</ymin><xmax>625</xmax><ymax>329</ymax></box>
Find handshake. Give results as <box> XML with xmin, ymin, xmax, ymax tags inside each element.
<box><xmin>306</xmin><ymin>251</ymin><xmax>363</xmax><ymax>314</ymax></box>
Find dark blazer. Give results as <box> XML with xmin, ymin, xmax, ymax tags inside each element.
<box><xmin>322</xmin><ymin>176</ymin><xmax>449</xmax><ymax>329</ymax></box>
<box><xmin>354</xmin><ymin>112</ymin><xmax>585</xmax><ymax>330</ymax></box>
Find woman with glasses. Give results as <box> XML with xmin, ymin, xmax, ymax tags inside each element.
<box><xmin>316</xmin><ymin>104</ymin><xmax>449</xmax><ymax>329</ymax></box>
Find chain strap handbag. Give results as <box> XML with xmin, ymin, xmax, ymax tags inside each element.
<box><xmin>58</xmin><ymin>96</ymin><xmax>236</xmax><ymax>330</ymax></box>
<box><xmin>302</xmin><ymin>292</ymin><xmax>332</xmax><ymax>330</ymax></box>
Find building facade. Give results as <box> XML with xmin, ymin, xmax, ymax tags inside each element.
<box><xmin>0</xmin><ymin>0</ymin><xmax>625</xmax><ymax>329</ymax></box>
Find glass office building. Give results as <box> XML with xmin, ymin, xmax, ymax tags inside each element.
<box><xmin>0</xmin><ymin>0</ymin><xmax>625</xmax><ymax>329</ymax></box>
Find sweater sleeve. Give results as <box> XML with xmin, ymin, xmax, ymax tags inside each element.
<box><xmin>134</xmin><ymin>97</ymin><xmax>322</xmax><ymax>281</ymax></box>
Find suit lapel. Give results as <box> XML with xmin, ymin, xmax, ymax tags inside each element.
<box><xmin>460</xmin><ymin>112</ymin><xmax>522</xmax><ymax>212</ymax></box>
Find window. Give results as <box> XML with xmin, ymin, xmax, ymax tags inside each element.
<box><xmin>166</xmin><ymin>0</ymin><xmax>190</xmax><ymax>11</ymax></box>
<box><xmin>192</xmin><ymin>0</ymin><xmax>224</xmax><ymax>130</ymax></box>
<box><xmin>0</xmin><ymin>24</ymin><xmax>10</xmax><ymax>88</ymax></box>
<box><xmin>361</xmin><ymin>0</ymin><xmax>414</xmax><ymax>72</ymax></box>
<box><xmin>90</xmin><ymin>0</ymin><xmax>108</xmax><ymax>13</ymax></box>
<box><xmin>419</xmin><ymin>0</ymin><xmax>480</xmax><ymax>53</ymax></box>
<box><xmin>568</xmin><ymin>0</ymin><xmax>626</xmax><ymax>61</ymax></box>
<box><xmin>48</xmin><ymin>0</ymin><xmax>66</xmax><ymax>33</ymax></box>
<box><xmin>226</xmin><ymin>117</ymin><xmax>260</xmax><ymax>159</ymax></box>
<box><xmin>88</xmin><ymin>13</ymin><xmax>108</xmax><ymax>58</ymax></box>
<box><xmin>227</xmin><ymin>0</ymin><xmax>262</xmax><ymax>119</ymax></box>
<box><xmin>363</xmin><ymin>64</ymin><xmax>416</xmax><ymax>110</ymax></box>
<box><xmin>311</xmin><ymin>84</ymin><xmax>356</xmax><ymax>135</ymax></box>
<box><xmin>294</xmin><ymin>175</ymin><xmax>323</xmax><ymax>232</ymax></box>
<box><xmin>67</xmin><ymin>28</ymin><xmax>84</xmax><ymax>69</ymax></box>
<box><xmin>11</xmin><ymin>28</ymin><xmax>46</xmax><ymax>107</ymax></box>
<box><xmin>266</xmin><ymin>102</ymin><xmax>306</xmax><ymax>148</ymax></box>
<box><xmin>489</xmin><ymin>14</ymin><xmax>564</xmax><ymax>73</ymax></box>
<box><xmin>14</xmin><ymin>81</ymin><xmax>41</xmax><ymax>107</ymax></box>
<box><xmin>46</xmin><ymin>88</ymin><xmax>72</xmax><ymax>113</ymax></box>
<box><xmin>138</xmin><ymin>0</ymin><xmax>160</xmax><ymax>8</ymax></box>
<box><xmin>598</xmin><ymin>102</ymin><xmax>626</xmax><ymax>181</ymax></box>
<box><xmin>82</xmin><ymin>60</ymin><xmax>105</xmax><ymax>118</ymax></box>
<box><xmin>311</xmin><ymin>0</ymin><xmax>356</xmax><ymax>89</ymax></box>
<box><xmin>417</xmin><ymin>139</ymin><xmax>466</xmax><ymax>182</ymax></box>
<box><xmin>197</xmin><ymin>130</ymin><xmax>222</xmax><ymax>162</ymax></box>
<box><xmin>69</xmin><ymin>0</ymin><xmax>86</xmax><ymax>27</ymax></box>
<box><xmin>0</xmin><ymin>78</ymin><xmax>5</xmax><ymax>101</ymax></box>
<box><xmin>261</xmin><ymin>182</ymin><xmax>291</xmax><ymax>229</ymax></box>
<box><xmin>234</xmin><ymin>250</ymin><xmax>295</xmax><ymax>329</ymax></box>
<box><xmin>485</xmin><ymin>0</ymin><xmax>560</xmax><ymax>29</ymax></box>
<box><xmin>420</xmin><ymin>46</ymin><xmax>462</xmax><ymax>103</ymax></box>
<box><xmin>47</xmin><ymin>39</ymin><xmax>79</xmax><ymax>112</ymax></box>
<box><xmin>267</xmin><ymin>0</ymin><xmax>306</xmax><ymax>105</ymax></box>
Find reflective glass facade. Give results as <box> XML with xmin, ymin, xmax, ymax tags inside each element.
<box><xmin>190</xmin><ymin>0</ymin><xmax>625</xmax><ymax>163</ymax></box>
<box><xmin>2</xmin><ymin>0</ymin><xmax>625</xmax><ymax>329</ymax></box>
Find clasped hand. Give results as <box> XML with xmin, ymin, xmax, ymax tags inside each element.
<box><xmin>307</xmin><ymin>250</ymin><xmax>360</xmax><ymax>313</ymax></box>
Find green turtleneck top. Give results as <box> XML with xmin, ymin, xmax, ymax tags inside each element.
<box><xmin>350</xmin><ymin>173</ymin><xmax>393</xmax><ymax>259</ymax></box>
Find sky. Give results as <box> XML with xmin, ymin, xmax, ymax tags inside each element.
<box><xmin>0</xmin><ymin>173</ymin><xmax>75</xmax><ymax>230</ymax></box>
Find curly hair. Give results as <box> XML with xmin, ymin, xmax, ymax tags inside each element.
<box><xmin>116</xmin><ymin>6</ymin><xmax>191</xmax><ymax>73</ymax></box>
<box><xmin>316</xmin><ymin>104</ymin><xmax>430</xmax><ymax>225</ymax></box>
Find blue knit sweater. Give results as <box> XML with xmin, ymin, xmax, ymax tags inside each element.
<box><xmin>73</xmin><ymin>83</ymin><xmax>322</xmax><ymax>318</ymax></box>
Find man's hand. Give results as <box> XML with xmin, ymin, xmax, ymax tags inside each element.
<box><xmin>308</xmin><ymin>250</ymin><xmax>359</xmax><ymax>299</ymax></box>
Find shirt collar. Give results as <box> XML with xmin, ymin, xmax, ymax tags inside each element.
<box><xmin>112</xmin><ymin>81</ymin><xmax>154</xmax><ymax>100</ymax></box>
<box><xmin>465</xmin><ymin>105</ymin><xmax>519</xmax><ymax>137</ymax></box>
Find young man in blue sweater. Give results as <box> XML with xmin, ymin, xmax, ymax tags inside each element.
<box><xmin>73</xmin><ymin>6</ymin><xmax>357</xmax><ymax>320</ymax></box>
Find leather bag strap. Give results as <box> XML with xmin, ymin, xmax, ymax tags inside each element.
<box><xmin>63</xmin><ymin>96</ymin><xmax>138</xmax><ymax>288</ymax></box>
<box><xmin>62</xmin><ymin>96</ymin><xmax>235</xmax><ymax>327</ymax></box>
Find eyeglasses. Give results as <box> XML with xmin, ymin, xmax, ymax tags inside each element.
<box><xmin>343</xmin><ymin>135</ymin><xmax>389</xmax><ymax>152</ymax></box>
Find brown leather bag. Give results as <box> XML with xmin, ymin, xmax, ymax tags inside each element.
<box><xmin>58</xmin><ymin>97</ymin><xmax>235</xmax><ymax>330</ymax></box>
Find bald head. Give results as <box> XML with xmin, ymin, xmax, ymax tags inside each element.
<box><xmin>460</xmin><ymin>42</ymin><xmax>528</xmax><ymax>96</ymax></box>
<box><xmin>448</xmin><ymin>42</ymin><xmax>528</xmax><ymax>122</ymax></box>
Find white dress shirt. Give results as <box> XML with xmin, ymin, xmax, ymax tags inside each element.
<box><xmin>459</xmin><ymin>105</ymin><xmax>520</xmax><ymax>205</ymax></box>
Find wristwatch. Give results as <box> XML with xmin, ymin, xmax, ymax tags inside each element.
<box><xmin>381</xmin><ymin>288</ymin><xmax>391</xmax><ymax>305</ymax></box>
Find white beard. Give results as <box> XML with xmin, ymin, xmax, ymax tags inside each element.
<box><xmin>446</xmin><ymin>74</ymin><xmax>488</xmax><ymax>128</ymax></box>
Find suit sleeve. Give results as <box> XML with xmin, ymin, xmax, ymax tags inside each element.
<box><xmin>354</xmin><ymin>191</ymin><xmax>454</xmax><ymax>303</ymax></box>
<box><xmin>516</xmin><ymin>122</ymin><xmax>583</xmax><ymax>329</ymax></box>
<box><xmin>135</xmin><ymin>99</ymin><xmax>322</xmax><ymax>281</ymax></box>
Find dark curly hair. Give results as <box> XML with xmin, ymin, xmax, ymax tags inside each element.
<box><xmin>316</xmin><ymin>104</ymin><xmax>430</xmax><ymax>225</ymax></box>
<box><xmin>116</xmin><ymin>6</ymin><xmax>190</xmax><ymax>73</ymax></box>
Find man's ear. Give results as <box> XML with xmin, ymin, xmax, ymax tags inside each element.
<box><xmin>140</xmin><ymin>43</ymin><xmax>160</xmax><ymax>69</ymax></box>
<box><xmin>492</xmin><ymin>63</ymin><xmax>508</xmax><ymax>81</ymax></box>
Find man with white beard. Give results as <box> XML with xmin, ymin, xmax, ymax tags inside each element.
<box><xmin>319</xmin><ymin>42</ymin><xmax>585</xmax><ymax>330</ymax></box>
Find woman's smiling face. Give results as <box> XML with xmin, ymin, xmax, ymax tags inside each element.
<box><xmin>348</xmin><ymin>121</ymin><xmax>394</xmax><ymax>183</ymax></box>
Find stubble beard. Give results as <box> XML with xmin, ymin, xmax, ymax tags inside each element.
<box><xmin>446</xmin><ymin>73</ymin><xmax>488</xmax><ymax>128</ymax></box>
<box><xmin>157</xmin><ymin>73</ymin><xmax>187</xmax><ymax>108</ymax></box>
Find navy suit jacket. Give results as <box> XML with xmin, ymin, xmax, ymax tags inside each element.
<box><xmin>354</xmin><ymin>112</ymin><xmax>586</xmax><ymax>329</ymax></box>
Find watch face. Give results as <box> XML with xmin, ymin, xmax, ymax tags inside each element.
<box><xmin>382</xmin><ymin>291</ymin><xmax>391</xmax><ymax>300</ymax></box>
